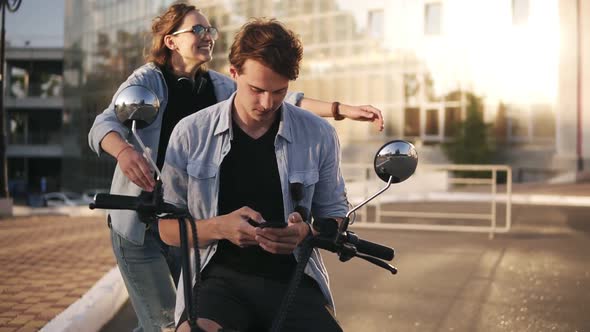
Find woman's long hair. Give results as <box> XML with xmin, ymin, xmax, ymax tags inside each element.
<box><xmin>146</xmin><ymin>3</ymin><xmax>198</xmax><ymax>67</ymax></box>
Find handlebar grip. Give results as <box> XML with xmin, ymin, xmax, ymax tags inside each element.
<box><xmin>353</xmin><ymin>238</ymin><xmax>395</xmax><ymax>261</ymax></box>
<box><xmin>89</xmin><ymin>193</ymin><xmax>142</xmax><ymax>210</ymax></box>
<box><xmin>310</xmin><ymin>236</ymin><xmax>337</xmax><ymax>253</ymax></box>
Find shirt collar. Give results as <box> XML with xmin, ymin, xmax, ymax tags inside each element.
<box><xmin>214</xmin><ymin>92</ymin><xmax>234</xmax><ymax>138</ymax></box>
<box><xmin>214</xmin><ymin>92</ymin><xmax>293</xmax><ymax>143</ymax></box>
<box><xmin>276</xmin><ymin>106</ymin><xmax>293</xmax><ymax>143</ymax></box>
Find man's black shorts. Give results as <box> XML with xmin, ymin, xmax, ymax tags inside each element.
<box><xmin>177</xmin><ymin>264</ymin><xmax>342</xmax><ymax>332</ymax></box>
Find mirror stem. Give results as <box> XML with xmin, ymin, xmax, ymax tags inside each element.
<box><xmin>132</xmin><ymin>121</ymin><xmax>162</xmax><ymax>180</ymax></box>
<box><xmin>345</xmin><ymin>176</ymin><xmax>393</xmax><ymax>221</ymax></box>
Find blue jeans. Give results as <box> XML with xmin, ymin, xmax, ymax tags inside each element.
<box><xmin>110</xmin><ymin>221</ymin><xmax>180</xmax><ymax>332</ymax></box>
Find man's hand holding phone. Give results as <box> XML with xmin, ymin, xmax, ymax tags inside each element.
<box><xmin>254</xmin><ymin>212</ymin><xmax>310</xmax><ymax>254</ymax></box>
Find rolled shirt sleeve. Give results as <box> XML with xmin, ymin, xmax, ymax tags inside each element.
<box><xmin>285</xmin><ymin>91</ymin><xmax>304</xmax><ymax>107</ymax></box>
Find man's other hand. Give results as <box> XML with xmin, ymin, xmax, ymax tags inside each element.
<box><xmin>218</xmin><ymin>206</ymin><xmax>264</xmax><ymax>248</ymax></box>
<box><xmin>255</xmin><ymin>212</ymin><xmax>310</xmax><ymax>254</ymax></box>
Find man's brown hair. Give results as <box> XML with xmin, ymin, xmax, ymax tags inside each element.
<box><xmin>146</xmin><ymin>3</ymin><xmax>198</xmax><ymax>66</ymax></box>
<box><xmin>229</xmin><ymin>18</ymin><xmax>303</xmax><ymax>80</ymax></box>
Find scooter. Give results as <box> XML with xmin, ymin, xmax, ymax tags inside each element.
<box><xmin>89</xmin><ymin>85</ymin><xmax>418</xmax><ymax>332</ymax></box>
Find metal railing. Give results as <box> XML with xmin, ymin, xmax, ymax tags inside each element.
<box><xmin>342</xmin><ymin>163</ymin><xmax>512</xmax><ymax>238</ymax></box>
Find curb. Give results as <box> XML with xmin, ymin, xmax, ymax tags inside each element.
<box><xmin>13</xmin><ymin>205</ymin><xmax>106</xmax><ymax>217</ymax></box>
<box><xmin>40</xmin><ymin>266</ymin><xmax>128</xmax><ymax>332</ymax></box>
<box><xmin>351</xmin><ymin>192</ymin><xmax>590</xmax><ymax>207</ymax></box>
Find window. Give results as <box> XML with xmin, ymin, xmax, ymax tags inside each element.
<box><xmin>404</xmin><ymin>74</ymin><xmax>420</xmax><ymax>105</ymax></box>
<box><xmin>512</xmin><ymin>0</ymin><xmax>529</xmax><ymax>26</ymax></box>
<box><xmin>303</xmin><ymin>0</ymin><xmax>314</xmax><ymax>14</ymax></box>
<box><xmin>368</xmin><ymin>9</ymin><xmax>384</xmax><ymax>39</ymax></box>
<box><xmin>318</xmin><ymin>16</ymin><xmax>330</xmax><ymax>43</ymax></box>
<box><xmin>424</xmin><ymin>3</ymin><xmax>442</xmax><ymax>35</ymax></box>
<box><xmin>8</xmin><ymin>112</ymin><xmax>27</xmax><ymax>144</ymax></box>
<box><xmin>424</xmin><ymin>73</ymin><xmax>439</xmax><ymax>101</ymax></box>
<box><xmin>8</xmin><ymin>61</ymin><xmax>63</xmax><ymax>98</ymax></box>
<box><xmin>7</xmin><ymin>109</ymin><xmax>62</xmax><ymax>145</ymax></box>
<box><xmin>425</xmin><ymin>109</ymin><xmax>439</xmax><ymax>135</ymax></box>
<box><xmin>9</xmin><ymin>66</ymin><xmax>29</xmax><ymax>98</ymax></box>
<box><xmin>404</xmin><ymin>108</ymin><xmax>420</xmax><ymax>137</ymax></box>
<box><xmin>333</xmin><ymin>14</ymin><xmax>351</xmax><ymax>41</ymax></box>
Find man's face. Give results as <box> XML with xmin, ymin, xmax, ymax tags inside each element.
<box><xmin>230</xmin><ymin>59</ymin><xmax>289</xmax><ymax>124</ymax></box>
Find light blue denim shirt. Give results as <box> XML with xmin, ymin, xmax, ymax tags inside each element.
<box><xmin>161</xmin><ymin>93</ymin><xmax>348</xmax><ymax>322</ymax></box>
<box><xmin>87</xmin><ymin>63</ymin><xmax>304</xmax><ymax>245</ymax></box>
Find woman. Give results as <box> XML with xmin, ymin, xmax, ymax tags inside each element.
<box><xmin>88</xmin><ymin>3</ymin><xmax>383</xmax><ymax>331</ymax></box>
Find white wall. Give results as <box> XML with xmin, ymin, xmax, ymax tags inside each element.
<box><xmin>556</xmin><ymin>0</ymin><xmax>590</xmax><ymax>168</ymax></box>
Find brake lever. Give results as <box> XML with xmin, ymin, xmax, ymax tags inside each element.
<box><xmin>355</xmin><ymin>253</ymin><xmax>398</xmax><ymax>275</ymax></box>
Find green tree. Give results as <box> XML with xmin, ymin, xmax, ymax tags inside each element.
<box><xmin>442</xmin><ymin>93</ymin><xmax>495</xmax><ymax>165</ymax></box>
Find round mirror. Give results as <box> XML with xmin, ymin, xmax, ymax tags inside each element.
<box><xmin>114</xmin><ymin>85</ymin><xmax>160</xmax><ymax>129</ymax></box>
<box><xmin>374</xmin><ymin>140</ymin><xmax>418</xmax><ymax>183</ymax></box>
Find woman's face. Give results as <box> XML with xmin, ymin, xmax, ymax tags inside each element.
<box><xmin>169</xmin><ymin>10</ymin><xmax>215</xmax><ymax>67</ymax></box>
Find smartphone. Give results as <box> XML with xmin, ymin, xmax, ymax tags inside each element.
<box><xmin>257</xmin><ymin>222</ymin><xmax>287</xmax><ymax>229</ymax></box>
<box><xmin>246</xmin><ymin>218</ymin><xmax>260</xmax><ymax>227</ymax></box>
<box><xmin>246</xmin><ymin>219</ymin><xmax>287</xmax><ymax>229</ymax></box>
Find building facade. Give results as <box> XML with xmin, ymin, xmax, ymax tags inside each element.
<box><xmin>63</xmin><ymin>0</ymin><xmax>590</xmax><ymax>189</ymax></box>
<box><xmin>5</xmin><ymin>47</ymin><xmax>64</xmax><ymax>202</ymax></box>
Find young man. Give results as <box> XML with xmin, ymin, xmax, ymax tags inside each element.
<box><xmin>160</xmin><ymin>18</ymin><xmax>347</xmax><ymax>332</ymax></box>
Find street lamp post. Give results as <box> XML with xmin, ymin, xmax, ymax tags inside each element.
<box><xmin>0</xmin><ymin>0</ymin><xmax>22</xmax><ymax>199</ymax></box>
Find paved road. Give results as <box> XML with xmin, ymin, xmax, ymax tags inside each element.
<box><xmin>102</xmin><ymin>204</ymin><xmax>590</xmax><ymax>332</ymax></box>
<box><xmin>0</xmin><ymin>216</ymin><xmax>114</xmax><ymax>332</ymax></box>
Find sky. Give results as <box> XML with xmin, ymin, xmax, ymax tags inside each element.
<box><xmin>4</xmin><ymin>0</ymin><xmax>64</xmax><ymax>47</ymax></box>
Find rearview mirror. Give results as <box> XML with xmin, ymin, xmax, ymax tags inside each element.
<box><xmin>113</xmin><ymin>84</ymin><xmax>162</xmax><ymax>179</ymax></box>
<box><xmin>374</xmin><ymin>140</ymin><xmax>418</xmax><ymax>183</ymax></box>
<box><xmin>114</xmin><ymin>85</ymin><xmax>160</xmax><ymax>129</ymax></box>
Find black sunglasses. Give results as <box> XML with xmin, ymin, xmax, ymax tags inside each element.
<box><xmin>172</xmin><ymin>24</ymin><xmax>219</xmax><ymax>40</ymax></box>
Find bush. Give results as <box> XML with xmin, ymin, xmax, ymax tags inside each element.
<box><xmin>442</xmin><ymin>94</ymin><xmax>496</xmax><ymax>178</ymax></box>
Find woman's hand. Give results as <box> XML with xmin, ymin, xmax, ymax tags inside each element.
<box><xmin>299</xmin><ymin>98</ymin><xmax>384</xmax><ymax>132</ymax></box>
<box><xmin>100</xmin><ymin>131</ymin><xmax>155</xmax><ymax>191</ymax></box>
<box><xmin>340</xmin><ymin>104</ymin><xmax>384</xmax><ymax>132</ymax></box>
<box><xmin>117</xmin><ymin>146</ymin><xmax>156</xmax><ymax>191</ymax></box>
<box><xmin>255</xmin><ymin>212</ymin><xmax>310</xmax><ymax>254</ymax></box>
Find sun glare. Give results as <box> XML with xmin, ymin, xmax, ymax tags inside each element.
<box><xmin>418</xmin><ymin>0</ymin><xmax>560</xmax><ymax>106</ymax></box>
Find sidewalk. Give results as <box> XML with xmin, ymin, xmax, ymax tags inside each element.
<box><xmin>0</xmin><ymin>215</ymin><xmax>115</xmax><ymax>332</ymax></box>
<box><xmin>349</xmin><ymin>179</ymin><xmax>590</xmax><ymax>207</ymax></box>
<box><xmin>0</xmin><ymin>182</ymin><xmax>589</xmax><ymax>332</ymax></box>
<box><xmin>446</xmin><ymin>182</ymin><xmax>590</xmax><ymax>206</ymax></box>
<box><xmin>510</xmin><ymin>181</ymin><xmax>590</xmax><ymax>196</ymax></box>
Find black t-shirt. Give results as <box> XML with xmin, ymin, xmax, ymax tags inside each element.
<box><xmin>211</xmin><ymin>112</ymin><xmax>297</xmax><ymax>280</ymax></box>
<box><xmin>156</xmin><ymin>66</ymin><xmax>218</xmax><ymax>170</ymax></box>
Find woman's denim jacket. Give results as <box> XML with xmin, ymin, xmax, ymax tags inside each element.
<box><xmin>161</xmin><ymin>93</ymin><xmax>348</xmax><ymax>321</ymax></box>
<box><xmin>88</xmin><ymin>63</ymin><xmax>303</xmax><ymax>245</ymax></box>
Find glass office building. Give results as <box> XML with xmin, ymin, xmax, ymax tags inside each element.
<box><xmin>64</xmin><ymin>0</ymin><xmax>589</xmax><ymax>189</ymax></box>
<box><xmin>63</xmin><ymin>0</ymin><xmax>171</xmax><ymax>190</ymax></box>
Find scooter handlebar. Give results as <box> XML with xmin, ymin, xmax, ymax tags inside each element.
<box><xmin>312</xmin><ymin>218</ymin><xmax>394</xmax><ymax>261</ymax></box>
<box><xmin>350</xmin><ymin>236</ymin><xmax>395</xmax><ymax>261</ymax></box>
<box><xmin>89</xmin><ymin>193</ymin><xmax>142</xmax><ymax>210</ymax></box>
